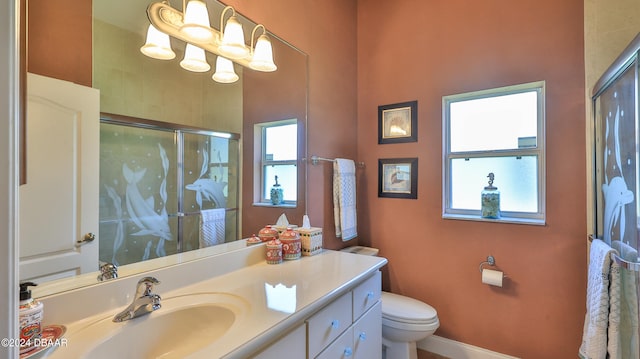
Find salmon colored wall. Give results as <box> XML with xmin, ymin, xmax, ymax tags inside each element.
<box><xmin>357</xmin><ymin>0</ymin><xmax>586</xmax><ymax>358</ymax></box>
<box><xmin>27</xmin><ymin>0</ymin><xmax>91</xmax><ymax>86</ymax></box>
<box><xmin>226</xmin><ymin>0</ymin><xmax>358</xmax><ymax>247</ymax></box>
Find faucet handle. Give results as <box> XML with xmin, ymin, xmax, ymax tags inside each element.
<box><xmin>136</xmin><ymin>276</ymin><xmax>160</xmax><ymax>296</ymax></box>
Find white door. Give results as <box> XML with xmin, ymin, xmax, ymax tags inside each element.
<box><xmin>19</xmin><ymin>73</ymin><xmax>100</xmax><ymax>283</ymax></box>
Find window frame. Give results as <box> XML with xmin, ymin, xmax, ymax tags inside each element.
<box><xmin>255</xmin><ymin>119</ymin><xmax>298</xmax><ymax>206</ymax></box>
<box><xmin>442</xmin><ymin>81</ymin><xmax>546</xmax><ymax>224</ymax></box>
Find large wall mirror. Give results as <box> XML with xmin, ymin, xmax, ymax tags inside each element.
<box><xmin>21</xmin><ymin>0</ymin><xmax>308</xmax><ymax>296</ymax></box>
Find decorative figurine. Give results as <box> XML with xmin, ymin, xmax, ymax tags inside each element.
<box><xmin>481</xmin><ymin>172</ymin><xmax>500</xmax><ymax>219</ymax></box>
<box><xmin>270</xmin><ymin>175</ymin><xmax>284</xmax><ymax>205</ymax></box>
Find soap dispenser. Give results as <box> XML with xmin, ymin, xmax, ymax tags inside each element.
<box><xmin>481</xmin><ymin>172</ymin><xmax>500</xmax><ymax>219</ymax></box>
<box><xmin>270</xmin><ymin>175</ymin><xmax>284</xmax><ymax>205</ymax></box>
<box><xmin>19</xmin><ymin>282</ymin><xmax>43</xmax><ymax>354</ymax></box>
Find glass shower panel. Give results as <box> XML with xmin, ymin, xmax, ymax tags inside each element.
<box><xmin>593</xmin><ymin>60</ymin><xmax>638</xmax><ymax>251</ymax></box>
<box><xmin>182</xmin><ymin>132</ymin><xmax>238</xmax><ymax>246</ymax></box>
<box><xmin>99</xmin><ymin>123</ymin><xmax>178</xmax><ymax>266</ymax></box>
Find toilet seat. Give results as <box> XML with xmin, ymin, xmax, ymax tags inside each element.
<box><xmin>381</xmin><ymin>291</ymin><xmax>438</xmax><ymax>325</ymax></box>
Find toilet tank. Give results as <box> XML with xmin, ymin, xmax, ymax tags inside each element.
<box><xmin>340</xmin><ymin>246</ymin><xmax>379</xmax><ymax>256</ymax></box>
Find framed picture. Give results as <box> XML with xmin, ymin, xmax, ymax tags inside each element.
<box><xmin>378</xmin><ymin>100</ymin><xmax>417</xmax><ymax>144</ymax></box>
<box><xmin>378</xmin><ymin>158</ymin><xmax>418</xmax><ymax>199</ymax></box>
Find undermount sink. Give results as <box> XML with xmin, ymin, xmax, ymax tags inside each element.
<box><xmin>45</xmin><ymin>292</ymin><xmax>250</xmax><ymax>359</ymax></box>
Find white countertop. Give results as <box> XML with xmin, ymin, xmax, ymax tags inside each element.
<box><xmin>38</xmin><ymin>249</ymin><xmax>387</xmax><ymax>359</ymax></box>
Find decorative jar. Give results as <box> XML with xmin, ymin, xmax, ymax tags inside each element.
<box><xmin>265</xmin><ymin>239</ymin><xmax>283</xmax><ymax>264</ymax></box>
<box><xmin>258</xmin><ymin>225</ymin><xmax>279</xmax><ymax>242</ymax></box>
<box><xmin>270</xmin><ymin>175</ymin><xmax>284</xmax><ymax>205</ymax></box>
<box><xmin>481</xmin><ymin>172</ymin><xmax>500</xmax><ymax>219</ymax></box>
<box><xmin>279</xmin><ymin>227</ymin><xmax>301</xmax><ymax>260</ymax></box>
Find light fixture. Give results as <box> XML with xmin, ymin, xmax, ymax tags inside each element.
<box><xmin>140</xmin><ymin>24</ymin><xmax>176</xmax><ymax>60</ymax></box>
<box><xmin>180</xmin><ymin>0</ymin><xmax>214</xmax><ymax>43</ymax></box>
<box><xmin>218</xmin><ymin>6</ymin><xmax>249</xmax><ymax>59</ymax></box>
<box><xmin>180</xmin><ymin>44</ymin><xmax>210</xmax><ymax>72</ymax></box>
<box><xmin>142</xmin><ymin>1</ymin><xmax>277</xmax><ymax>81</ymax></box>
<box><xmin>212</xmin><ymin>56</ymin><xmax>239</xmax><ymax>83</ymax></box>
<box><xmin>249</xmin><ymin>25</ymin><xmax>277</xmax><ymax>72</ymax></box>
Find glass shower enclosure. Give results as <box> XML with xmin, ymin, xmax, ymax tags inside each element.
<box><xmin>592</xmin><ymin>33</ymin><xmax>640</xmax><ymax>358</ymax></box>
<box><xmin>98</xmin><ymin>114</ymin><xmax>239</xmax><ymax>266</ymax></box>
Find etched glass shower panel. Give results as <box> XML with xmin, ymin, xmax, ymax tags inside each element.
<box><xmin>99</xmin><ymin>124</ymin><xmax>178</xmax><ymax>266</ymax></box>
<box><xmin>182</xmin><ymin>132</ymin><xmax>238</xmax><ymax>247</ymax></box>
<box><xmin>594</xmin><ymin>61</ymin><xmax>639</xmax><ymax>252</ymax></box>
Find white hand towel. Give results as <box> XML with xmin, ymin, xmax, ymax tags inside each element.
<box><xmin>199</xmin><ymin>208</ymin><xmax>226</xmax><ymax>248</ymax></box>
<box><xmin>333</xmin><ymin>158</ymin><xmax>357</xmax><ymax>241</ymax></box>
<box><xmin>579</xmin><ymin>238</ymin><xmax>618</xmax><ymax>359</ymax></box>
<box><xmin>610</xmin><ymin>240</ymin><xmax>639</xmax><ymax>359</ymax></box>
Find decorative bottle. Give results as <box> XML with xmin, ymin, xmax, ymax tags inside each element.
<box><xmin>19</xmin><ymin>282</ymin><xmax>43</xmax><ymax>355</ymax></box>
<box><xmin>481</xmin><ymin>172</ymin><xmax>500</xmax><ymax>219</ymax></box>
<box><xmin>270</xmin><ymin>175</ymin><xmax>284</xmax><ymax>205</ymax></box>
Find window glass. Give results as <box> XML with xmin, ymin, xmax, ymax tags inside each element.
<box><xmin>450</xmin><ymin>91</ymin><xmax>538</xmax><ymax>152</ymax></box>
<box><xmin>450</xmin><ymin>156</ymin><xmax>538</xmax><ymax>212</ymax></box>
<box><xmin>263</xmin><ymin>164</ymin><xmax>298</xmax><ymax>201</ymax></box>
<box><xmin>265</xmin><ymin>124</ymin><xmax>297</xmax><ymax>161</ymax></box>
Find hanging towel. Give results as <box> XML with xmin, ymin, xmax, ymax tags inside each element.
<box><xmin>199</xmin><ymin>208</ymin><xmax>226</xmax><ymax>248</ymax></box>
<box><xmin>333</xmin><ymin>158</ymin><xmax>357</xmax><ymax>241</ymax></box>
<box><xmin>610</xmin><ymin>240</ymin><xmax>639</xmax><ymax>359</ymax></box>
<box><xmin>579</xmin><ymin>238</ymin><xmax>618</xmax><ymax>359</ymax></box>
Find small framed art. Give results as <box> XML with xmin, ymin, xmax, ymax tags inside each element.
<box><xmin>378</xmin><ymin>158</ymin><xmax>418</xmax><ymax>199</ymax></box>
<box><xmin>378</xmin><ymin>100</ymin><xmax>417</xmax><ymax>144</ymax></box>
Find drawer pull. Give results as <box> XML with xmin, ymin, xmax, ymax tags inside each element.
<box><xmin>344</xmin><ymin>347</ymin><xmax>353</xmax><ymax>357</ymax></box>
<box><xmin>331</xmin><ymin>319</ymin><xmax>340</xmax><ymax>329</ymax></box>
<box><xmin>359</xmin><ymin>332</ymin><xmax>367</xmax><ymax>341</ymax></box>
<box><xmin>367</xmin><ymin>291</ymin><xmax>375</xmax><ymax>300</ymax></box>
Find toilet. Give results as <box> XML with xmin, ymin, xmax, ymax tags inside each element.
<box><xmin>340</xmin><ymin>246</ymin><xmax>440</xmax><ymax>359</ymax></box>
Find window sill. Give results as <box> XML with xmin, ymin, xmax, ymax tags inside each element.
<box><xmin>253</xmin><ymin>202</ymin><xmax>297</xmax><ymax>209</ymax></box>
<box><xmin>442</xmin><ymin>213</ymin><xmax>545</xmax><ymax>226</ymax></box>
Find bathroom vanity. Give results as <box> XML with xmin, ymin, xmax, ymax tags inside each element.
<box><xmin>34</xmin><ymin>246</ymin><xmax>387</xmax><ymax>358</ymax></box>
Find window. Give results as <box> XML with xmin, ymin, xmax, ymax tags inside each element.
<box><xmin>442</xmin><ymin>81</ymin><xmax>545</xmax><ymax>224</ymax></box>
<box><xmin>256</xmin><ymin>120</ymin><xmax>298</xmax><ymax>205</ymax></box>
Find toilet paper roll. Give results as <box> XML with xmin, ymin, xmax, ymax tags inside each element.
<box><xmin>482</xmin><ymin>269</ymin><xmax>503</xmax><ymax>287</ymax></box>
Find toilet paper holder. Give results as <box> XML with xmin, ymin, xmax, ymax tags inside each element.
<box><xmin>478</xmin><ymin>255</ymin><xmax>508</xmax><ymax>277</ymax></box>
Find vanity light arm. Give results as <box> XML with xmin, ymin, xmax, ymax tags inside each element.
<box><xmin>251</xmin><ymin>24</ymin><xmax>266</xmax><ymax>55</ymax></box>
<box><xmin>220</xmin><ymin>5</ymin><xmax>235</xmax><ymax>37</ymax></box>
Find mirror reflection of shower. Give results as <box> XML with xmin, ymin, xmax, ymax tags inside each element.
<box><xmin>99</xmin><ymin>115</ymin><xmax>239</xmax><ymax>266</ymax></box>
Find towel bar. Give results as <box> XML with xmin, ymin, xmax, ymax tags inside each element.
<box><xmin>307</xmin><ymin>155</ymin><xmax>365</xmax><ymax>168</ymax></box>
<box><xmin>587</xmin><ymin>234</ymin><xmax>640</xmax><ymax>272</ymax></box>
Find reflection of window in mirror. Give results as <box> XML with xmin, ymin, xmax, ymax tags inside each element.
<box><xmin>255</xmin><ymin>120</ymin><xmax>298</xmax><ymax>206</ymax></box>
<box><xmin>442</xmin><ymin>81</ymin><xmax>546</xmax><ymax>224</ymax></box>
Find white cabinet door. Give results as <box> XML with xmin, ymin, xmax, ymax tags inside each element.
<box><xmin>19</xmin><ymin>73</ymin><xmax>100</xmax><ymax>283</ymax></box>
<box><xmin>252</xmin><ymin>324</ymin><xmax>306</xmax><ymax>358</ymax></box>
<box><xmin>353</xmin><ymin>301</ymin><xmax>382</xmax><ymax>359</ymax></box>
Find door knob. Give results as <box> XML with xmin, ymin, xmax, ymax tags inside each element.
<box><xmin>77</xmin><ymin>232</ymin><xmax>95</xmax><ymax>245</ymax></box>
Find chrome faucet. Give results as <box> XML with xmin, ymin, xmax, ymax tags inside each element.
<box><xmin>113</xmin><ymin>277</ymin><xmax>161</xmax><ymax>322</ymax></box>
<box><xmin>97</xmin><ymin>262</ymin><xmax>118</xmax><ymax>282</ymax></box>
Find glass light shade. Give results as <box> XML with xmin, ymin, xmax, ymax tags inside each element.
<box><xmin>212</xmin><ymin>56</ymin><xmax>239</xmax><ymax>83</ymax></box>
<box><xmin>249</xmin><ymin>34</ymin><xmax>277</xmax><ymax>72</ymax></box>
<box><xmin>140</xmin><ymin>25</ymin><xmax>176</xmax><ymax>60</ymax></box>
<box><xmin>218</xmin><ymin>16</ymin><xmax>249</xmax><ymax>59</ymax></box>
<box><xmin>180</xmin><ymin>44</ymin><xmax>211</xmax><ymax>72</ymax></box>
<box><xmin>180</xmin><ymin>0</ymin><xmax>214</xmax><ymax>43</ymax></box>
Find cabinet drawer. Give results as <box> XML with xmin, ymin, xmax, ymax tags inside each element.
<box><xmin>315</xmin><ymin>326</ymin><xmax>354</xmax><ymax>359</ymax></box>
<box><xmin>251</xmin><ymin>323</ymin><xmax>306</xmax><ymax>358</ymax></box>
<box><xmin>307</xmin><ymin>292</ymin><xmax>353</xmax><ymax>358</ymax></box>
<box><xmin>353</xmin><ymin>301</ymin><xmax>382</xmax><ymax>359</ymax></box>
<box><xmin>352</xmin><ymin>271</ymin><xmax>381</xmax><ymax>320</ymax></box>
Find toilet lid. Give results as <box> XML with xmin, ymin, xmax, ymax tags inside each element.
<box><xmin>381</xmin><ymin>292</ymin><xmax>438</xmax><ymax>325</ymax></box>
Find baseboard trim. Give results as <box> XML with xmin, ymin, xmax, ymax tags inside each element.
<box><xmin>418</xmin><ymin>335</ymin><xmax>520</xmax><ymax>359</ymax></box>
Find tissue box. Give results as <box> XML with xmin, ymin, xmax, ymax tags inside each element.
<box><xmin>271</xmin><ymin>224</ymin><xmax>298</xmax><ymax>234</ymax></box>
<box><xmin>298</xmin><ymin>227</ymin><xmax>323</xmax><ymax>256</ymax></box>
